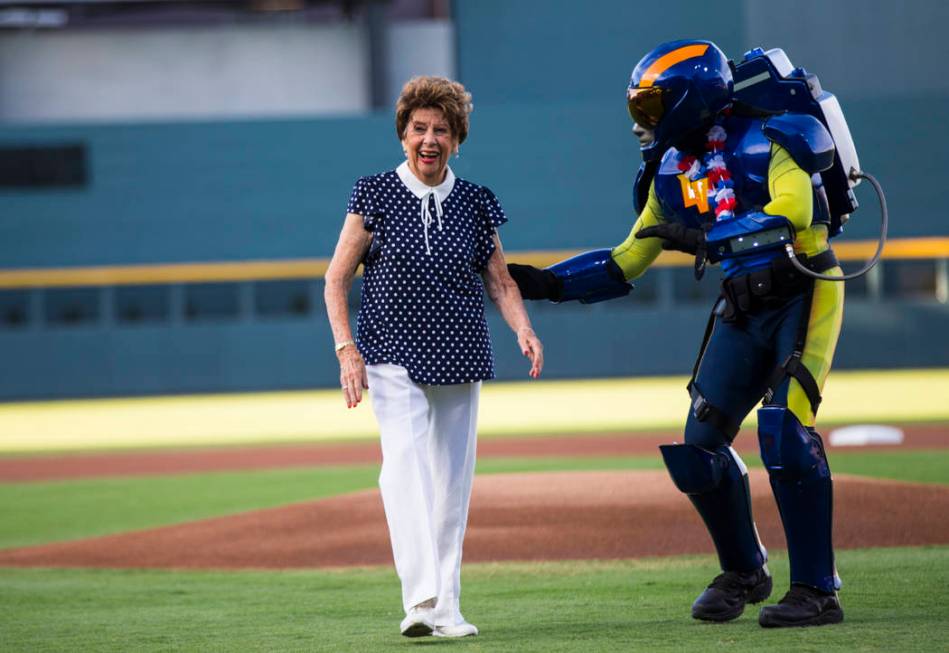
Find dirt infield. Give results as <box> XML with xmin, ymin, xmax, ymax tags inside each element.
<box><xmin>1</xmin><ymin>424</ymin><xmax>946</xmax><ymax>482</ymax></box>
<box><xmin>2</xmin><ymin>470</ymin><xmax>947</xmax><ymax>570</ymax></box>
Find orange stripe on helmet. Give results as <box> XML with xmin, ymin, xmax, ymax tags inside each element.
<box><xmin>639</xmin><ymin>44</ymin><xmax>710</xmax><ymax>87</ymax></box>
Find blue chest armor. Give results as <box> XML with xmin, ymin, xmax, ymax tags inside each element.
<box><xmin>653</xmin><ymin>116</ymin><xmax>782</xmax><ymax>276</ymax></box>
<box><xmin>651</xmin><ymin>113</ymin><xmax>833</xmax><ymax>278</ymax></box>
<box><xmin>653</xmin><ymin>115</ymin><xmax>771</xmax><ymax>230</ymax></box>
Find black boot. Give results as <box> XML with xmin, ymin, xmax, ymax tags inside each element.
<box><xmin>692</xmin><ymin>567</ymin><xmax>773</xmax><ymax>622</ymax></box>
<box><xmin>759</xmin><ymin>584</ymin><xmax>844</xmax><ymax>628</ymax></box>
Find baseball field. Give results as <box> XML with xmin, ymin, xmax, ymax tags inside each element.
<box><xmin>1</xmin><ymin>370</ymin><xmax>947</xmax><ymax>652</ymax></box>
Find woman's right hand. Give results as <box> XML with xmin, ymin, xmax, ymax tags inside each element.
<box><xmin>517</xmin><ymin>326</ymin><xmax>544</xmax><ymax>379</ymax></box>
<box><xmin>338</xmin><ymin>345</ymin><xmax>369</xmax><ymax>408</ymax></box>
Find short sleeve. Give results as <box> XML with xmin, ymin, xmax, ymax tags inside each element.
<box><xmin>347</xmin><ymin>176</ymin><xmax>383</xmax><ymax>232</ymax></box>
<box><xmin>473</xmin><ymin>185</ymin><xmax>508</xmax><ymax>271</ymax></box>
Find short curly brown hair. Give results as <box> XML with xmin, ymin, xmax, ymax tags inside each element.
<box><xmin>395</xmin><ymin>76</ymin><xmax>473</xmax><ymax>145</ymax></box>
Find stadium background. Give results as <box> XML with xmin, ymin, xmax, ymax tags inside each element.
<box><xmin>1</xmin><ymin>0</ymin><xmax>947</xmax><ymax>399</ymax></box>
<box><xmin>0</xmin><ymin>2</ymin><xmax>947</xmax><ymax>652</ymax></box>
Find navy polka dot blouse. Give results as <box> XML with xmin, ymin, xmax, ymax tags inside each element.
<box><xmin>346</xmin><ymin>166</ymin><xmax>508</xmax><ymax>385</ymax></box>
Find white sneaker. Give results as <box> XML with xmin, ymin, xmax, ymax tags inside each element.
<box><xmin>399</xmin><ymin>606</ymin><xmax>435</xmax><ymax>638</ymax></box>
<box><xmin>433</xmin><ymin>622</ymin><xmax>479</xmax><ymax>638</ymax></box>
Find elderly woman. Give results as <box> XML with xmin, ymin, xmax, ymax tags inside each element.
<box><xmin>324</xmin><ymin>76</ymin><xmax>543</xmax><ymax>639</ymax></box>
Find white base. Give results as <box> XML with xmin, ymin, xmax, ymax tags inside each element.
<box><xmin>828</xmin><ymin>425</ymin><xmax>904</xmax><ymax>447</ymax></box>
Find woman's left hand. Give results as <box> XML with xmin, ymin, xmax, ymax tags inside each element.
<box><xmin>338</xmin><ymin>346</ymin><xmax>369</xmax><ymax>408</ymax></box>
<box><xmin>517</xmin><ymin>326</ymin><xmax>544</xmax><ymax>378</ymax></box>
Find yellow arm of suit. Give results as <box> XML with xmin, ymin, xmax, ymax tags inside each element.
<box><xmin>610</xmin><ymin>184</ymin><xmax>665</xmax><ymax>281</ymax></box>
<box><xmin>765</xmin><ymin>143</ymin><xmax>812</xmax><ymax>229</ymax></box>
<box><xmin>767</xmin><ymin>142</ymin><xmax>830</xmax><ymax>256</ymax></box>
<box><xmin>610</xmin><ymin>143</ymin><xmax>823</xmax><ymax>281</ymax></box>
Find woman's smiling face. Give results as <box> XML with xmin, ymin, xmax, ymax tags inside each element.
<box><xmin>402</xmin><ymin>107</ymin><xmax>457</xmax><ymax>186</ymax></box>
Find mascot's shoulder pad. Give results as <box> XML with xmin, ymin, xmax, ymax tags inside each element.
<box><xmin>762</xmin><ymin>113</ymin><xmax>835</xmax><ymax>174</ymax></box>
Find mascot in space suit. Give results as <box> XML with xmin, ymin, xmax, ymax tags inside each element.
<box><xmin>509</xmin><ymin>40</ymin><xmax>872</xmax><ymax>627</ymax></box>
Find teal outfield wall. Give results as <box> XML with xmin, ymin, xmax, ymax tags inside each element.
<box><xmin>1</xmin><ymin>278</ymin><xmax>947</xmax><ymax>400</ymax></box>
<box><xmin>1</xmin><ymin>93</ymin><xmax>947</xmax><ymax>270</ymax></box>
<box><xmin>1</xmin><ymin>101</ymin><xmax>947</xmax><ymax>399</ymax></box>
<box><xmin>1</xmin><ymin>0</ymin><xmax>948</xmax><ymax>398</ymax></box>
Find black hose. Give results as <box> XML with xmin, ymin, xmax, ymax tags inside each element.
<box><xmin>785</xmin><ymin>169</ymin><xmax>888</xmax><ymax>281</ymax></box>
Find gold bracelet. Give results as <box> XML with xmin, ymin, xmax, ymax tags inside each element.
<box><xmin>334</xmin><ymin>339</ymin><xmax>356</xmax><ymax>353</ymax></box>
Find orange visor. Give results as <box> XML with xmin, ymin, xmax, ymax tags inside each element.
<box><xmin>627</xmin><ymin>86</ymin><xmax>665</xmax><ymax>129</ymax></box>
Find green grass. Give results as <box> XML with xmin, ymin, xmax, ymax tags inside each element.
<box><xmin>478</xmin><ymin>455</ymin><xmax>666</xmax><ymax>474</ymax></box>
<box><xmin>826</xmin><ymin>449</ymin><xmax>949</xmax><ymax>485</ymax></box>
<box><xmin>0</xmin><ymin>457</ymin><xmax>663</xmax><ymax>549</ymax></box>
<box><xmin>0</xmin><ymin>466</ymin><xmax>380</xmax><ymax>549</ymax></box>
<box><xmin>1</xmin><ymin>450</ymin><xmax>946</xmax><ymax>550</ymax></box>
<box><xmin>1</xmin><ymin>450</ymin><xmax>945</xmax><ymax>650</ymax></box>
<box><xmin>0</xmin><ymin>547</ymin><xmax>946</xmax><ymax>652</ymax></box>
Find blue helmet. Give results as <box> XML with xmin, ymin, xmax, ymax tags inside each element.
<box><xmin>627</xmin><ymin>40</ymin><xmax>733</xmax><ymax>161</ymax></box>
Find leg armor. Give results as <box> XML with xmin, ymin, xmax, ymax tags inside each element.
<box><xmin>660</xmin><ymin>443</ymin><xmax>767</xmax><ymax>573</ymax></box>
<box><xmin>757</xmin><ymin>405</ymin><xmax>840</xmax><ymax>593</ymax></box>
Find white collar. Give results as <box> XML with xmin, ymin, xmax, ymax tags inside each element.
<box><xmin>396</xmin><ymin>161</ymin><xmax>455</xmax><ymax>203</ymax></box>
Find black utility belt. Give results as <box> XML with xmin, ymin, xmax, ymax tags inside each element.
<box><xmin>720</xmin><ymin>249</ymin><xmax>838</xmax><ymax>320</ymax></box>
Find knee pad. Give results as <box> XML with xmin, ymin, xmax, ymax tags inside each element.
<box><xmin>659</xmin><ymin>443</ymin><xmax>731</xmax><ymax>495</ymax></box>
<box><xmin>757</xmin><ymin>406</ymin><xmax>830</xmax><ymax>481</ymax></box>
<box><xmin>661</xmin><ymin>443</ymin><xmax>766</xmax><ymax>572</ymax></box>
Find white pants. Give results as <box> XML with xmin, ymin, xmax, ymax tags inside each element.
<box><xmin>367</xmin><ymin>363</ymin><xmax>480</xmax><ymax>627</ymax></box>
